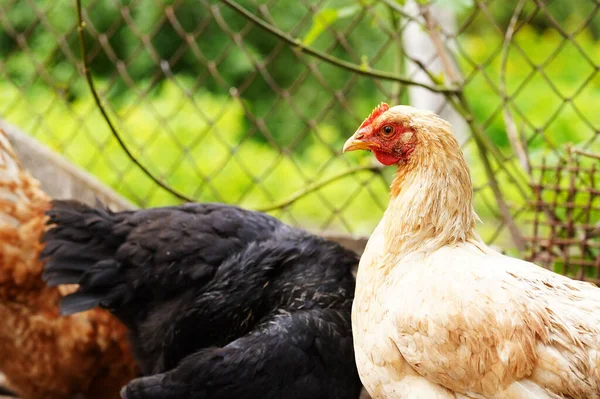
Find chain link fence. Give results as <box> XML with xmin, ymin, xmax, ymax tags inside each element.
<box><xmin>0</xmin><ymin>0</ymin><xmax>598</xmax><ymax>263</ymax></box>
<box><xmin>528</xmin><ymin>149</ymin><xmax>600</xmax><ymax>282</ymax></box>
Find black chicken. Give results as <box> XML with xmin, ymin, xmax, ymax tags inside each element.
<box><xmin>40</xmin><ymin>200</ymin><xmax>362</xmax><ymax>399</ymax></box>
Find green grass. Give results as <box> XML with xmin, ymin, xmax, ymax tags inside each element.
<box><xmin>1</xmin><ymin>78</ymin><xmax>394</xmax><ymax>235</ymax></box>
<box><xmin>1</xmin><ymin>14</ymin><xmax>599</xmax><ymax>245</ymax></box>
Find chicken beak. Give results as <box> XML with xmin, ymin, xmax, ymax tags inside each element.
<box><xmin>343</xmin><ymin>129</ymin><xmax>372</xmax><ymax>153</ymax></box>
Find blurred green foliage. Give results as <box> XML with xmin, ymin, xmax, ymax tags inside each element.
<box><xmin>0</xmin><ymin>77</ymin><xmax>391</xmax><ymax>234</ymax></box>
<box><xmin>0</xmin><ymin>0</ymin><xmax>598</xmax><ymax>242</ymax></box>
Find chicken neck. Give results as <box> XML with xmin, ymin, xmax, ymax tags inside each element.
<box><xmin>381</xmin><ymin>129</ymin><xmax>480</xmax><ymax>259</ymax></box>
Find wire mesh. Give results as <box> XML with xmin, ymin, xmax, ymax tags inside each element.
<box><xmin>0</xmin><ymin>0</ymin><xmax>598</xmax><ymax>256</ymax></box>
<box><xmin>527</xmin><ymin>151</ymin><xmax>600</xmax><ymax>283</ymax></box>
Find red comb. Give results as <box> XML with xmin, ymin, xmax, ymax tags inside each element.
<box><xmin>359</xmin><ymin>102</ymin><xmax>389</xmax><ymax>129</ymax></box>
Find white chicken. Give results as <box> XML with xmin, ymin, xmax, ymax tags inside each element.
<box><xmin>343</xmin><ymin>103</ymin><xmax>600</xmax><ymax>399</ymax></box>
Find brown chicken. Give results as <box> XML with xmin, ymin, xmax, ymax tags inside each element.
<box><xmin>0</xmin><ymin>129</ymin><xmax>137</xmax><ymax>399</ymax></box>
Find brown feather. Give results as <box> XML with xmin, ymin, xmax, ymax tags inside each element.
<box><xmin>0</xmin><ymin>129</ymin><xmax>138</xmax><ymax>399</ymax></box>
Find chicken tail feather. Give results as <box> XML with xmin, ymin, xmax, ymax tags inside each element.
<box><xmin>59</xmin><ymin>292</ymin><xmax>106</xmax><ymax>316</ymax></box>
<box><xmin>40</xmin><ymin>200</ymin><xmax>131</xmax><ymax>316</ymax></box>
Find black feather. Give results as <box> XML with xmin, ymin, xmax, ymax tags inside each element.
<box><xmin>59</xmin><ymin>292</ymin><xmax>105</xmax><ymax>316</ymax></box>
<box><xmin>41</xmin><ymin>199</ymin><xmax>362</xmax><ymax>399</ymax></box>
<box><xmin>42</xmin><ymin>257</ymin><xmax>97</xmax><ymax>273</ymax></box>
<box><xmin>42</xmin><ymin>270</ymin><xmax>83</xmax><ymax>286</ymax></box>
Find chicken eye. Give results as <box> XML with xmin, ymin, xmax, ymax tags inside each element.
<box><xmin>382</xmin><ymin>125</ymin><xmax>394</xmax><ymax>136</ymax></box>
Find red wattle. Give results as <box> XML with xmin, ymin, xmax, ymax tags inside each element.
<box><xmin>373</xmin><ymin>150</ymin><xmax>400</xmax><ymax>166</ymax></box>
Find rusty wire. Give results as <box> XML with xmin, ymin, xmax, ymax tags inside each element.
<box><xmin>527</xmin><ymin>151</ymin><xmax>600</xmax><ymax>283</ymax></box>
